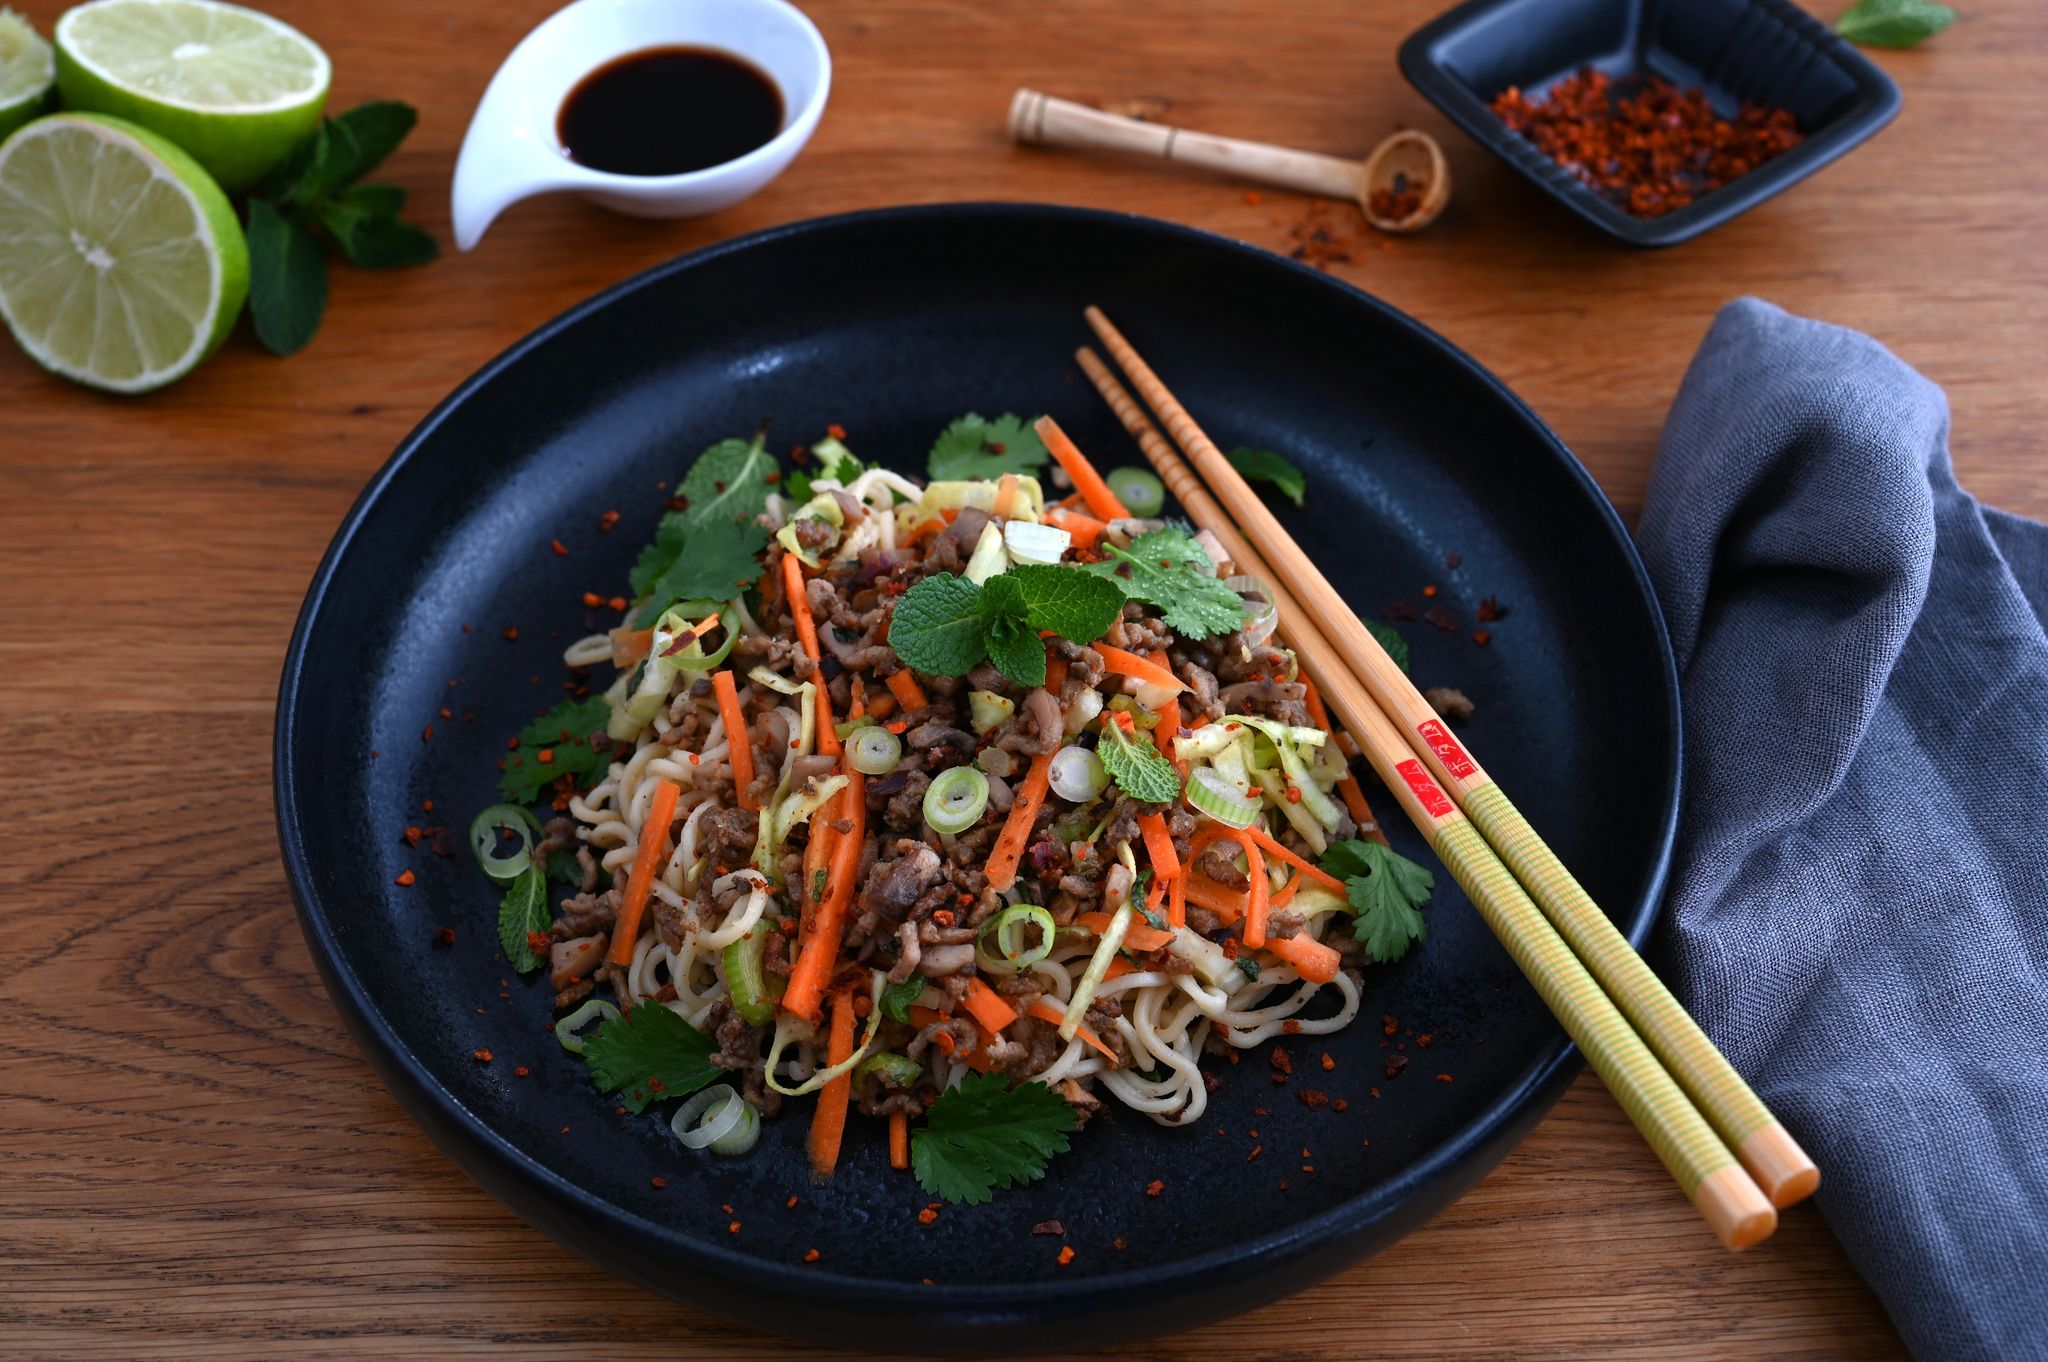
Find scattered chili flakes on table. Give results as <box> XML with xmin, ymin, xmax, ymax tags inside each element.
<box><xmin>471</xmin><ymin>1048</ymin><xmax>492</xmax><ymax>1064</ymax></box>
<box><xmin>393</xmin><ymin>869</ymin><xmax>415</xmax><ymax>887</ymax></box>
<box><xmin>1056</xmin><ymin>1245</ymin><xmax>1076</xmax><ymax>1267</ymax></box>
<box><xmin>1490</xmin><ymin>68</ymin><xmax>1803</xmax><ymax>219</ymax></box>
<box><xmin>431</xmin><ymin>926</ymin><xmax>456</xmax><ymax>948</ymax></box>
<box><xmin>1145</xmin><ymin>1178</ymin><xmax>1165</xmax><ymax>1198</ymax></box>
<box><xmin>803</xmin><ymin>1249</ymin><xmax>820</xmax><ymax>1263</ymax></box>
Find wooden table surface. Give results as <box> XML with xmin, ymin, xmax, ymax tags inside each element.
<box><xmin>5</xmin><ymin>0</ymin><xmax>2040</xmax><ymax>1355</ymax></box>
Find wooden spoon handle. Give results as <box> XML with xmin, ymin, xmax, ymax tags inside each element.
<box><xmin>1009</xmin><ymin>89</ymin><xmax>1359</xmax><ymax>201</ymax></box>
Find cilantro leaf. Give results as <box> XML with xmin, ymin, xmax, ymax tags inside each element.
<box><xmin>677</xmin><ymin>435</ymin><xmax>777</xmax><ymax>529</ymax></box>
<box><xmin>910</xmin><ymin>1072</ymin><xmax>1078</xmax><ymax>1205</ymax></box>
<box><xmin>581</xmin><ymin>1002</ymin><xmax>722</xmax><ymax>1113</ymax></box>
<box><xmin>889</xmin><ymin>572</ymin><xmax>989</xmax><ymax>676</ymax></box>
<box><xmin>928</xmin><ymin>413</ymin><xmax>1049</xmax><ymax>482</ymax></box>
<box><xmin>880</xmin><ymin>974</ymin><xmax>925</xmax><ymax>1024</ymax></box>
<box><xmin>788</xmin><ymin>436</ymin><xmax>865</xmax><ymax>501</ymax></box>
<box><xmin>1227</xmin><ymin>447</ymin><xmax>1306</xmax><ymax>506</ymax></box>
<box><xmin>629</xmin><ymin>515</ymin><xmax>690</xmax><ymax>597</ymax></box>
<box><xmin>497</xmin><ymin>866</ymin><xmax>549</xmax><ymax>973</ymax></box>
<box><xmin>984</xmin><ymin>616</ymin><xmax>1047</xmax><ymax>688</ymax></box>
<box><xmin>499</xmin><ymin>696</ymin><xmax>615</xmax><ymax>803</ymax></box>
<box><xmin>1366</xmin><ymin>619</ymin><xmax>1410</xmax><ymax>675</ymax></box>
<box><xmin>1098</xmin><ymin>720</ymin><xmax>1182</xmax><ymax>804</ymax></box>
<box><xmin>635</xmin><ymin>514</ymin><xmax>769</xmax><ymax>626</ymax></box>
<box><xmin>1087</xmin><ymin>527</ymin><xmax>1246</xmax><ymax>640</ymax></box>
<box><xmin>1322</xmin><ymin>838</ymin><xmax>1434</xmax><ymax>962</ymax></box>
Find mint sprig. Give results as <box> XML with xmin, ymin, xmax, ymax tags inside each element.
<box><xmin>246</xmin><ymin>101</ymin><xmax>437</xmax><ymax>357</ymax></box>
<box><xmin>888</xmin><ymin>565</ymin><xmax>1123</xmax><ymax>688</ymax></box>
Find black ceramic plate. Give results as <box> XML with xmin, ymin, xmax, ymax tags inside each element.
<box><xmin>276</xmin><ymin>204</ymin><xmax>1679</xmax><ymax>1353</ymax></box>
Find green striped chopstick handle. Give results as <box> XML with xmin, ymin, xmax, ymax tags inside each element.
<box><xmin>1431</xmin><ymin>818</ymin><xmax>1736</xmax><ymax>1197</ymax></box>
<box><xmin>1460</xmin><ymin>782</ymin><xmax>1777</xmax><ymax>1149</ymax></box>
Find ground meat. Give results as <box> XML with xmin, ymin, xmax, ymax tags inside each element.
<box><xmin>1052</xmin><ymin>639</ymin><xmax>1106</xmax><ymax>697</ymax></box>
<box><xmin>907</xmin><ymin>1016</ymin><xmax>977</xmax><ymax>1061</ymax></box>
<box><xmin>887</xmin><ymin>921</ymin><xmax>922</xmax><ymax>983</ymax></box>
<box><xmin>1424</xmin><ymin>686</ymin><xmax>1476</xmax><ymax>721</ymax></box>
<box><xmin>919</xmin><ymin>943</ymin><xmax>976</xmax><ymax>976</ymax></box>
<box><xmin>1101</xmin><ymin>798</ymin><xmax>1145</xmax><ymax>865</ymax></box>
<box><xmin>966</xmin><ymin>661</ymin><xmax>1013</xmax><ymax>694</ymax></box>
<box><xmin>1217</xmin><ymin>678</ymin><xmax>1311</xmax><ymax>726</ymax></box>
<box><xmin>861</xmin><ymin>840</ymin><xmax>946</xmax><ymax>924</ymax></box>
<box><xmin>651</xmin><ymin>895</ymin><xmax>692</xmax><ymax>950</ymax></box>
<box><xmin>875</xmin><ymin>768</ymin><xmax>931</xmax><ymax>831</ymax></box>
<box><xmin>548</xmin><ymin>933</ymin><xmax>608</xmax><ymax>990</ymax></box>
<box><xmin>1198</xmin><ymin>838</ymin><xmax>1250</xmax><ymax>889</ymax></box>
<box><xmin>729</xmin><ymin>631</ymin><xmax>813</xmax><ymax>673</ymax></box>
<box><xmin>1058</xmin><ymin>1078</ymin><xmax>1104</xmax><ymax>1125</ymax></box>
<box><xmin>1178</xmin><ymin>660</ymin><xmax>1223</xmax><ymax>722</ymax></box>
<box><xmin>553</xmin><ymin>977</ymin><xmax>594</xmax><ymax>1011</ymax></box>
<box><xmin>925</xmin><ymin>509</ymin><xmax>991</xmax><ymax>574</ymax></box>
<box><xmin>1185</xmin><ymin>902</ymin><xmax>1225</xmax><ymax>936</ymax></box>
<box><xmin>698</xmin><ymin>807</ymin><xmax>759</xmax><ymax>876</ymax></box>
<box><xmin>905</xmin><ymin>718</ymin><xmax>976</xmax><ymax>766</ymax></box>
<box><xmin>554</xmin><ymin>886</ymin><xmax>620</xmax><ymax>938</ymax></box>
<box><xmin>1109</xmin><ymin>602</ymin><xmax>1172</xmax><ymax>655</ymax></box>
<box><xmin>1082</xmin><ymin>996</ymin><xmax>1131</xmax><ymax>1066</ymax></box>
<box><xmin>1216</xmin><ymin>641</ymin><xmax>1288</xmax><ymax>684</ymax></box>
<box><xmin>791</xmin><ymin>517</ymin><xmax>834</xmax><ymax>554</ymax></box>
<box><xmin>992</xmin><ymin>687</ymin><xmax>1062</xmax><ymax>756</ymax></box>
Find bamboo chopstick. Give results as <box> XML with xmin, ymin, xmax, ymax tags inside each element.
<box><xmin>1069</xmin><ymin>349</ymin><xmax>1777</xmax><ymax>1251</ymax></box>
<box><xmin>1081</xmin><ymin>306</ymin><xmax>1819</xmax><ymax>1211</ymax></box>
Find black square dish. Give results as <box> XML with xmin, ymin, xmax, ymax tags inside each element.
<box><xmin>1399</xmin><ymin>0</ymin><xmax>1902</xmax><ymax>246</ymax></box>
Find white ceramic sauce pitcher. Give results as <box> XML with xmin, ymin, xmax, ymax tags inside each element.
<box><xmin>451</xmin><ymin>0</ymin><xmax>831</xmax><ymax>251</ymax></box>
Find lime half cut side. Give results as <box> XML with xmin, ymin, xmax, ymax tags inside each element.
<box><xmin>0</xmin><ymin>8</ymin><xmax>55</xmax><ymax>140</ymax></box>
<box><xmin>0</xmin><ymin>113</ymin><xmax>250</xmax><ymax>393</ymax></box>
<box><xmin>55</xmin><ymin>0</ymin><xmax>328</xmax><ymax>190</ymax></box>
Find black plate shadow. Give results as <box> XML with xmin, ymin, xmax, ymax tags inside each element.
<box><xmin>275</xmin><ymin>204</ymin><xmax>1680</xmax><ymax>1353</ymax></box>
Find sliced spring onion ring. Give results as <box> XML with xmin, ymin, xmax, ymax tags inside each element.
<box><xmin>471</xmin><ymin>803</ymin><xmax>540</xmax><ymax>883</ymax></box>
<box><xmin>1047</xmin><ymin>744</ymin><xmax>1108</xmax><ymax>802</ymax></box>
<box><xmin>975</xmin><ymin>903</ymin><xmax>1057</xmax><ymax>974</ymax></box>
<box><xmin>1106</xmin><ymin>466</ymin><xmax>1166</xmax><ymax>516</ymax></box>
<box><xmin>922</xmin><ymin>766</ymin><xmax>989</xmax><ymax>834</ymax></box>
<box><xmin>554</xmin><ymin>999</ymin><xmax>621</xmax><ymax>1053</ymax></box>
<box><xmin>847</xmin><ymin>724</ymin><xmax>904</xmax><ymax>776</ymax></box>
<box><xmin>672</xmin><ymin>1083</ymin><xmax>757</xmax><ymax>1153</ymax></box>
<box><xmin>834</xmin><ymin>715</ymin><xmax>878</xmax><ymax>740</ymax></box>
<box><xmin>1185</xmin><ymin>766</ymin><xmax>1261</xmax><ymax>828</ymax></box>
<box><xmin>856</xmin><ymin>1052</ymin><xmax>924</xmax><ymax>1089</ymax></box>
<box><xmin>1224</xmin><ymin>574</ymin><xmax>1279</xmax><ymax>647</ymax></box>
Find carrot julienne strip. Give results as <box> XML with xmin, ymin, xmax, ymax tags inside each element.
<box><xmin>1076</xmin><ymin>911</ymin><xmax>1173</xmax><ymax>953</ymax></box>
<box><xmin>1137</xmin><ymin>811</ymin><xmax>1181</xmax><ymax>880</ymax></box>
<box><xmin>606</xmin><ymin>778</ymin><xmax>679</xmax><ymax>966</ymax></box>
<box><xmin>808</xmin><ymin>987</ymin><xmax>857</xmax><ymax>1181</ymax></box>
<box><xmin>782</xmin><ymin>770</ymin><xmax>866</xmax><ymax>1022</ymax></box>
<box><xmin>1094</xmin><ymin>644</ymin><xmax>1184</xmax><ymax>692</ymax></box>
<box><xmin>886</xmin><ymin>670</ymin><xmax>928</xmax><ymax>713</ymax></box>
<box><xmin>1260</xmin><ymin>931</ymin><xmax>1340</xmax><ymax>985</ymax></box>
<box><xmin>1241</xmin><ymin>837</ymin><xmax>1270</xmax><ymax>949</ymax></box>
<box><xmin>1035</xmin><ymin>416</ymin><xmax>1130</xmax><ymax>520</ymax></box>
<box><xmin>1239</xmin><ymin>823</ymin><xmax>1343</xmax><ymax>893</ymax></box>
<box><xmin>961</xmin><ymin>977</ymin><xmax>1019</xmax><ymax>1033</ymax></box>
<box><xmin>987</xmin><ymin>749</ymin><xmax>1054</xmax><ymax>892</ymax></box>
<box><xmin>1027</xmin><ymin>998</ymin><xmax>1117</xmax><ymax>1063</ymax></box>
<box><xmin>1045</xmin><ymin>652</ymin><xmax>1070</xmax><ymax>693</ymax></box>
<box><xmin>1168</xmin><ymin>871</ymin><xmax>1187</xmax><ymax>929</ymax></box>
<box><xmin>1049</xmin><ymin>507</ymin><xmax>1108</xmax><ymax>549</ymax></box>
<box><xmin>712</xmin><ymin>669</ymin><xmax>757</xmax><ymax>812</ymax></box>
<box><xmin>889</xmin><ymin>1109</ymin><xmax>909</xmax><ymax>1170</ymax></box>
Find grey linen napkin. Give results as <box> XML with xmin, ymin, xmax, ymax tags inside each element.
<box><xmin>1635</xmin><ymin>299</ymin><xmax>2048</xmax><ymax>1362</ymax></box>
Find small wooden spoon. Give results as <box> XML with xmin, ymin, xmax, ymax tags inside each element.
<box><xmin>1009</xmin><ymin>88</ymin><xmax>1450</xmax><ymax>233</ymax></box>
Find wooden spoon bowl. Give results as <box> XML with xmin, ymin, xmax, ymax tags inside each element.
<box><xmin>1359</xmin><ymin>129</ymin><xmax>1450</xmax><ymax>232</ymax></box>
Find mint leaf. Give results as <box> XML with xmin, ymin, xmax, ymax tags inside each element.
<box><xmin>880</xmin><ymin>974</ymin><xmax>925</xmax><ymax>1024</ymax></box>
<box><xmin>677</xmin><ymin>436</ymin><xmax>776</xmax><ymax>530</ymax></box>
<box><xmin>928</xmin><ymin>413</ymin><xmax>1049</xmax><ymax>482</ymax></box>
<box><xmin>499</xmin><ymin>696</ymin><xmax>615</xmax><ymax>803</ymax></box>
<box><xmin>888</xmin><ymin>572</ymin><xmax>989</xmax><ymax>676</ymax></box>
<box><xmin>1099</xmin><ymin>720</ymin><xmax>1182</xmax><ymax>804</ymax></box>
<box><xmin>497</xmin><ymin>866</ymin><xmax>548</xmax><ymax>973</ymax></box>
<box><xmin>1836</xmin><ymin>0</ymin><xmax>1955</xmax><ymax>46</ymax></box>
<box><xmin>1366</xmin><ymin>619</ymin><xmax>1410</xmax><ymax>675</ymax></box>
<box><xmin>984</xmin><ymin>616</ymin><xmax>1046</xmax><ymax>688</ymax></box>
<box><xmin>246</xmin><ymin>199</ymin><xmax>328</xmax><ymax>357</ymax></box>
<box><xmin>1322</xmin><ymin>839</ymin><xmax>1434</xmax><ymax>962</ymax></box>
<box><xmin>1006</xmin><ymin>563</ymin><xmax>1125</xmax><ymax>643</ymax></box>
<box><xmin>262</xmin><ymin>100</ymin><xmax>418</xmax><ymax>206</ymax></box>
<box><xmin>1087</xmin><ymin>527</ymin><xmax>1246</xmax><ymax>640</ymax></box>
<box><xmin>911</xmin><ymin>1072</ymin><xmax>1078</xmax><ymax>1205</ymax></box>
<box><xmin>582</xmin><ymin>1002</ymin><xmax>721</xmax><ymax>1113</ymax></box>
<box><xmin>315</xmin><ymin>188</ymin><xmax>438</xmax><ymax>269</ymax></box>
<box><xmin>1227</xmin><ymin>447</ymin><xmax>1306</xmax><ymax>506</ymax></box>
<box><xmin>635</xmin><ymin>515</ymin><xmax>769</xmax><ymax>625</ymax></box>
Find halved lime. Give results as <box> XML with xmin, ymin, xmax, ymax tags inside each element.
<box><xmin>55</xmin><ymin>0</ymin><xmax>328</xmax><ymax>191</ymax></box>
<box><xmin>0</xmin><ymin>113</ymin><xmax>250</xmax><ymax>393</ymax></box>
<box><xmin>0</xmin><ymin>8</ymin><xmax>55</xmax><ymax>141</ymax></box>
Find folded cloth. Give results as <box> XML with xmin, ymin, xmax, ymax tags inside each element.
<box><xmin>1636</xmin><ymin>299</ymin><xmax>2048</xmax><ymax>1362</ymax></box>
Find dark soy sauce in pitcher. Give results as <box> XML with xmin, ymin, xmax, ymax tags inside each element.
<box><xmin>557</xmin><ymin>46</ymin><xmax>784</xmax><ymax>177</ymax></box>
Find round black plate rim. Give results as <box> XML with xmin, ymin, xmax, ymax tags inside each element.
<box><xmin>274</xmin><ymin>202</ymin><xmax>1680</xmax><ymax>1318</ymax></box>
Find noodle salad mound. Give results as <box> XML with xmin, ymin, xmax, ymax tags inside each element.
<box><xmin>471</xmin><ymin>415</ymin><xmax>1434</xmax><ymax>1204</ymax></box>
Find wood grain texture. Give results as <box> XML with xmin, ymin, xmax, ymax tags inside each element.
<box><xmin>7</xmin><ymin>0</ymin><xmax>2040</xmax><ymax>1354</ymax></box>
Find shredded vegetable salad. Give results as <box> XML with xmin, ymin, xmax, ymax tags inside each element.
<box><xmin>474</xmin><ymin>413</ymin><xmax>1437</xmax><ymax>1204</ymax></box>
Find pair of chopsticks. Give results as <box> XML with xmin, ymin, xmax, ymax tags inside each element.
<box><xmin>1066</xmin><ymin>306</ymin><xmax>1818</xmax><ymax>1251</ymax></box>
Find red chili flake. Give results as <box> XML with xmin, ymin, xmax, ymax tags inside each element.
<box><xmin>1370</xmin><ymin>1086</ymin><xmax>1381</xmax><ymax>1099</ymax></box>
<box><xmin>826</xmin><ymin>423</ymin><xmax>848</xmax><ymax>441</ymax></box>
<box><xmin>917</xmin><ymin>1207</ymin><xmax>938</xmax><ymax>1225</ymax></box>
<box><xmin>1422</xmin><ymin>583</ymin><xmax>1438</xmax><ymax>599</ymax></box>
<box><xmin>432</xmin><ymin>926</ymin><xmax>456</xmax><ymax>948</ymax></box>
<box><xmin>1031</xmin><ymin>1219</ymin><xmax>1065</xmax><ymax>1236</ymax></box>
<box><xmin>506</xmin><ymin>737</ymin><xmax>521</xmax><ymax>750</ymax></box>
<box><xmin>502</xmin><ymin>626</ymin><xmax>518</xmax><ymax>641</ymax></box>
<box><xmin>1282</xmin><ymin>1019</ymin><xmax>1304</xmax><ymax>1035</ymax></box>
<box><xmin>607</xmin><ymin>596</ymin><xmax>627</xmax><ymax>612</ymax></box>
<box><xmin>647</xmin><ymin>1175</ymin><xmax>664</xmax><ymax>1188</ymax></box>
<box><xmin>1381</xmin><ymin>598</ymin><xmax>1418</xmax><ymax>621</ymax></box>
<box><xmin>526</xmin><ymin>930</ymin><xmax>550</xmax><ymax>956</ymax></box>
<box><xmin>1253</xmin><ymin>1107</ymin><xmax>1268</xmax><ymax>1117</ymax></box>
<box><xmin>582</xmin><ymin>591</ymin><xmax>603</xmax><ymax>608</ymax></box>
<box><xmin>1297</xmin><ymin>1088</ymin><xmax>1329</xmax><ymax>1110</ymax></box>
<box><xmin>1284</xmin><ymin>785</ymin><xmax>1302</xmax><ymax>804</ymax></box>
<box><xmin>1145</xmin><ymin>1178</ymin><xmax>1165</xmax><ymax>1197</ymax></box>
<box><xmin>393</xmin><ymin>869</ymin><xmax>416</xmax><ymax>887</ymax></box>
<box><xmin>1417</xmin><ymin>1033</ymin><xmax>1433</xmax><ymax>1048</ymax></box>
<box><xmin>420</xmin><ymin>725</ymin><xmax>433</xmax><ymax>743</ymax></box>
<box><xmin>1423</xmin><ymin>606</ymin><xmax>1458</xmax><ymax>633</ymax></box>
<box><xmin>1246</xmin><ymin>1145</ymin><xmax>1263</xmax><ymax>1162</ymax></box>
<box><xmin>1320</xmin><ymin>1052</ymin><xmax>1335</xmax><ymax>1071</ymax></box>
<box><xmin>1056</xmin><ymin>1246</ymin><xmax>1076</xmax><ymax>1267</ymax></box>
<box><xmin>728</xmin><ymin>1221</ymin><xmax>741</xmax><ymax>1234</ymax></box>
<box><xmin>654</xmin><ymin>983</ymin><xmax>678</xmax><ymax>1003</ymax></box>
<box><xmin>1385</xmin><ymin>1054</ymin><xmax>1410</xmax><ymax>1079</ymax></box>
<box><xmin>1382</xmin><ymin>1014</ymin><xmax>1399</xmax><ymax>1036</ymax></box>
<box><xmin>1491</xmin><ymin>68</ymin><xmax>1803</xmax><ymax>219</ymax></box>
<box><xmin>1471</xmin><ymin>630</ymin><xmax>1492</xmax><ymax>647</ymax></box>
<box><xmin>1333</xmin><ymin>1098</ymin><xmax>1350</xmax><ymax>1112</ymax></box>
<box><xmin>1436</xmin><ymin>1073</ymin><xmax>1454</xmax><ymax>1083</ymax></box>
<box><xmin>1270</xmin><ymin>1048</ymin><xmax>1292</xmax><ymax>1075</ymax></box>
<box><xmin>1476</xmin><ymin>594</ymin><xmax>1506</xmax><ymax>622</ymax></box>
<box><xmin>1444</xmin><ymin>552</ymin><xmax>1462</xmax><ymax>570</ymax></box>
<box><xmin>723</xmin><ymin>1204</ymin><xmax>735</xmax><ymax>1214</ymax></box>
<box><xmin>550</xmin><ymin>538</ymin><xmax>569</xmax><ymax>557</ymax></box>
<box><xmin>1221</xmin><ymin>936</ymin><xmax>1241</xmax><ymax>960</ymax></box>
<box><xmin>471</xmin><ymin>1048</ymin><xmax>492</xmax><ymax>1064</ymax></box>
<box><xmin>932</xmin><ymin>909</ymin><xmax>956</xmax><ymax>927</ymax></box>
<box><xmin>535</xmin><ymin>748</ymin><xmax>555</xmax><ymax>766</ymax></box>
<box><xmin>1244</xmin><ymin>190</ymin><xmax>1262</xmax><ymax>205</ymax></box>
<box><xmin>403</xmin><ymin>825</ymin><xmax>423</xmax><ymax>845</ymax></box>
<box><xmin>598</xmin><ymin>509</ymin><xmax>620</xmax><ymax>533</ymax></box>
<box><xmin>1113</xmin><ymin>1236</ymin><xmax>1128</xmax><ymax>1250</ymax></box>
<box><xmin>786</xmin><ymin>1196</ymin><xmax>799</xmax><ymax>1209</ymax></box>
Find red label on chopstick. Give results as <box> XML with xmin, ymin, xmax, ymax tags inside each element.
<box><xmin>1415</xmin><ymin>719</ymin><xmax>1477</xmax><ymax>780</ymax></box>
<box><xmin>1395</xmin><ymin>759</ymin><xmax>1455</xmax><ymax>819</ymax></box>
